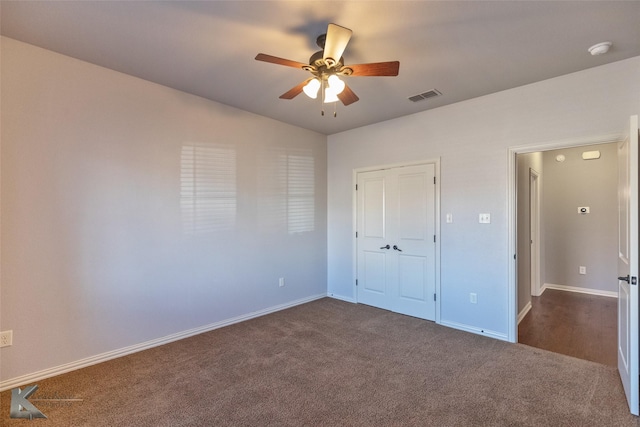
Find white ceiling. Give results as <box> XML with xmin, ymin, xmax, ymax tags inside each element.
<box><xmin>2</xmin><ymin>1</ymin><xmax>639</xmax><ymax>135</ymax></box>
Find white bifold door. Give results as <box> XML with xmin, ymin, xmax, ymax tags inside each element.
<box><xmin>356</xmin><ymin>163</ymin><xmax>436</xmax><ymax>321</ymax></box>
<box><xmin>618</xmin><ymin>115</ymin><xmax>639</xmax><ymax>415</ymax></box>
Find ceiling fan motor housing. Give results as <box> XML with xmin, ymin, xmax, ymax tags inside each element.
<box><xmin>309</xmin><ymin>50</ymin><xmax>344</xmax><ymax>69</ymax></box>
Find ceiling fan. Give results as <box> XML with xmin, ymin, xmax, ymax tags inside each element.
<box><xmin>255</xmin><ymin>23</ymin><xmax>399</xmax><ymax>114</ymax></box>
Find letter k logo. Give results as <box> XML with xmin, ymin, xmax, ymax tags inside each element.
<box><xmin>10</xmin><ymin>385</ymin><xmax>47</xmax><ymax>419</ymax></box>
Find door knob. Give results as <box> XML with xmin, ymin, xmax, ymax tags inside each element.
<box><xmin>380</xmin><ymin>244</ymin><xmax>390</xmax><ymax>250</ymax></box>
<box><xmin>619</xmin><ymin>275</ymin><xmax>630</xmax><ymax>283</ymax></box>
<box><xmin>393</xmin><ymin>245</ymin><xmax>403</xmax><ymax>252</ymax></box>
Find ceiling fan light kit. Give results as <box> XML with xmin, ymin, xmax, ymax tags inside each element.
<box><xmin>255</xmin><ymin>23</ymin><xmax>400</xmax><ymax>117</ymax></box>
<box><xmin>302</xmin><ymin>74</ymin><xmax>345</xmax><ymax>102</ymax></box>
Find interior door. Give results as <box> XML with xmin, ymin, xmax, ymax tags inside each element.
<box><xmin>356</xmin><ymin>169</ymin><xmax>393</xmax><ymax>310</ymax></box>
<box><xmin>356</xmin><ymin>164</ymin><xmax>436</xmax><ymax>320</ymax></box>
<box><xmin>529</xmin><ymin>169</ymin><xmax>541</xmax><ymax>297</ymax></box>
<box><xmin>618</xmin><ymin>115</ymin><xmax>639</xmax><ymax>415</ymax></box>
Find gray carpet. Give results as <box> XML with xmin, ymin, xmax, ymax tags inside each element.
<box><xmin>1</xmin><ymin>298</ymin><xmax>638</xmax><ymax>426</ymax></box>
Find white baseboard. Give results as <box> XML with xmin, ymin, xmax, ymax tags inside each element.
<box><xmin>542</xmin><ymin>283</ymin><xmax>617</xmax><ymax>298</ymax></box>
<box><xmin>438</xmin><ymin>320</ymin><xmax>508</xmax><ymax>342</ymax></box>
<box><xmin>518</xmin><ymin>301</ymin><xmax>532</xmax><ymax>324</ymax></box>
<box><xmin>0</xmin><ymin>293</ymin><xmax>327</xmax><ymax>392</ymax></box>
<box><xmin>328</xmin><ymin>293</ymin><xmax>356</xmax><ymax>303</ymax></box>
<box><xmin>331</xmin><ymin>296</ymin><xmax>509</xmax><ymax>342</ymax></box>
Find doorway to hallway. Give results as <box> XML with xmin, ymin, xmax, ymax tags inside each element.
<box><xmin>516</xmin><ymin>143</ymin><xmax>619</xmax><ymax>365</ymax></box>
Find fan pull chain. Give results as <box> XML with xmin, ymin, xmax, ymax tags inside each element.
<box><xmin>321</xmin><ymin>78</ymin><xmax>325</xmax><ymax>116</ymax></box>
<box><xmin>318</xmin><ymin>78</ymin><xmax>338</xmax><ymax>117</ymax></box>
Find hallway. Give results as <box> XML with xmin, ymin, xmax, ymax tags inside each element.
<box><xmin>518</xmin><ymin>289</ymin><xmax>617</xmax><ymax>367</ymax></box>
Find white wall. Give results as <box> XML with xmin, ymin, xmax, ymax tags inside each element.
<box><xmin>0</xmin><ymin>37</ymin><xmax>327</xmax><ymax>383</ymax></box>
<box><xmin>328</xmin><ymin>56</ymin><xmax>640</xmax><ymax>338</ymax></box>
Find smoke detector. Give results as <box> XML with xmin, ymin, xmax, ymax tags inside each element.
<box><xmin>588</xmin><ymin>42</ymin><xmax>612</xmax><ymax>56</ymax></box>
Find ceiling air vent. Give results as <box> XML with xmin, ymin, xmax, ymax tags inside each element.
<box><xmin>409</xmin><ymin>89</ymin><xmax>442</xmax><ymax>103</ymax></box>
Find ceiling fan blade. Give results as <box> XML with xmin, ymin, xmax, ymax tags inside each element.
<box><xmin>347</xmin><ymin>61</ymin><xmax>400</xmax><ymax>77</ymax></box>
<box><xmin>337</xmin><ymin>84</ymin><xmax>359</xmax><ymax>106</ymax></box>
<box><xmin>255</xmin><ymin>53</ymin><xmax>308</xmax><ymax>70</ymax></box>
<box><xmin>279</xmin><ymin>78</ymin><xmax>313</xmax><ymax>100</ymax></box>
<box><xmin>323</xmin><ymin>24</ymin><xmax>352</xmax><ymax>66</ymax></box>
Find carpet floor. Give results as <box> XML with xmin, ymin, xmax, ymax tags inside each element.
<box><xmin>1</xmin><ymin>298</ymin><xmax>638</xmax><ymax>426</ymax></box>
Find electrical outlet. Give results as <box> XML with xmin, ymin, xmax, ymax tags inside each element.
<box><xmin>0</xmin><ymin>330</ymin><xmax>13</xmax><ymax>348</ymax></box>
<box><xmin>470</xmin><ymin>293</ymin><xmax>477</xmax><ymax>304</ymax></box>
<box><xmin>579</xmin><ymin>266</ymin><xmax>586</xmax><ymax>275</ymax></box>
<box><xmin>479</xmin><ymin>213</ymin><xmax>491</xmax><ymax>224</ymax></box>
<box><xmin>279</xmin><ymin>277</ymin><xmax>285</xmax><ymax>287</ymax></box>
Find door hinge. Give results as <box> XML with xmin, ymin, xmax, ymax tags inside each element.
<box><xmin>633</xmin><ymin>276</ymin><xmax>637</xmax><ymax>286</ymax></box>
<box><xmin>434</xmin><ymin>293</ymin><xmax>437</xmax><ymax>301</ymax></box>
<box><xmin>356</xmin><ymin>279</ymin><xmax>358</xmax><ymax>286</ymax></box>
<box><xmin>434</xmin><ymin>176</ymin><xmax>436</xmax><ymax>185</ymax></box>
<box><xmin>434</xmin><ymin>235</ymin><xmax>436</xmax><ymax>243</ymax></box>
<box><xmin>356</xmin><ymin>231</ymin><xmax>358</xmax><ymax>238</ymax></box>
<box><xmin>355</xmin><ymin>184</ymin><xmax>358</xmax><ymax>191</ymax></box>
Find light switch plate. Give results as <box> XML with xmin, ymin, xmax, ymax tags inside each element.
<box><xmin>479</xmin><ymin>213</ymin><xmax>491</xmax><ymax>224</ymax></box>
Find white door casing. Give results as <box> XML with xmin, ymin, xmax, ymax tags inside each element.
<box><xmin>529</xmin><ymin>168</ymin><xmax>541</xmax><ymax>297</ymax></box>
<box><xmin>356</xmin><ymin>163</ymin><xmax>437</xmax><ymax>320</ymax></box>
<box><xmin>618</xmin><ymin>115</ymin><xmax>639</xmax><ymax>415</ymax></box>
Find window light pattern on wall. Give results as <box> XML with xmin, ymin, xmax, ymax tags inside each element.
<box><xmin>287</xmin><ymin>153</ymin><xmax>315</xmax><ymax>234</ymax></box>
<box><xmin>257</xmin><ymin>147</ymin><xmax>287</xmax><ymax>232</ymax></box>
<box><xmin>257</xmin><ymin>148</ymin><xmax>315</xmax><ymax>234</ymax></box>
<box><xmin>181</xmin><ymin>142</ymin><xmax>236</xmax><ymax>234</ymax></box>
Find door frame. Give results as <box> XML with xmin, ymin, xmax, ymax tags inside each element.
<box><xmin>529</xmin><ymin>168</ymin><xmax>541</xmax><ymax>297</ymax></box>
<box><xmin>507</xmin><ymin>133</ymin><xmax>623</xmax><ymax>342</ymax></box>
<box><xmin>352</xmin><ymin>158</ymin><xmax>441</xmax><ymax>323</ymax></box>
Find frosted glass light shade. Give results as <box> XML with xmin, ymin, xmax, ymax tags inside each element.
<box><xmin>327</xmin><ymin>75</ymin><xmax>345</xmax><ymax>95</ymax></box>
<box><xmin>303</xmin><ymin>78</ymin><xmax>321</xmax><ymax>99</ymax></box>
<box><xmin>324</xmin><ymin>87</ymin><xmax>339</xmax><ymax>103</ymax></box>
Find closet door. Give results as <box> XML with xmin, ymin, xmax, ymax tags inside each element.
<box><xmin>356</xmin><ymin>164</ymin><xmax>436</xmax><ymax>320</ymax></box>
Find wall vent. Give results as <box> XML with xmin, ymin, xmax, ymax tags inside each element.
<box><xmin>409</xmin><ymin>89</ymin><xmax>442</xmax><ymax>103</ymax></box>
